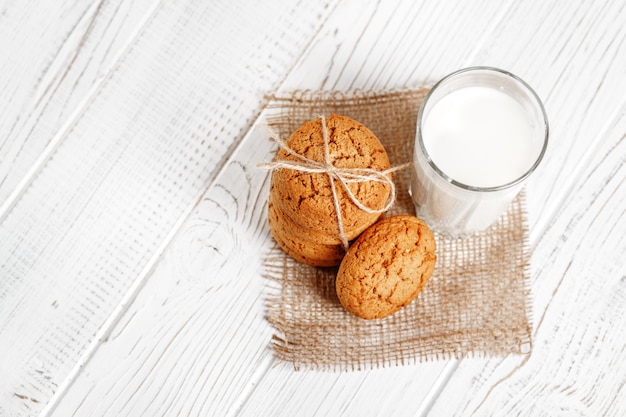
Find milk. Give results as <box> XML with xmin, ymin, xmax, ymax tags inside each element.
<box><xmin>422</xmin><ymin>86</ymin><xmax>538</xmax><ymax>188</ymax></box>
<box><xmin>410</xmin><ymin>67</ymin><xmax>548</xmax><ymax>237</ymax></box>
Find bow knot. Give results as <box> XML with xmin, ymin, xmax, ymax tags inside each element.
<box><xmin>259</xmin><ymin>116</ymin><xmax>407</xmax><ymax>250</ymax></box>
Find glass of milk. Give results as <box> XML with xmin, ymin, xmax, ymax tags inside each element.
<box><xmin>410</xmin><ymin>67</ymin><xmax>548</xmax><ymax>237</ymax></box>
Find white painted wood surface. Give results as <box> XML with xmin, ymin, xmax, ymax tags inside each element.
<box><xmin>0</xmin><ymin>0</ymin><xmax>624</xmax><ymax>416</ymax></box>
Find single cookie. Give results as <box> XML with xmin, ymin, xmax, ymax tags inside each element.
<box><xmin>271</xmin><ymin>114</ymin><xmax>391</xmax><ymax>238</ymax></box>
<box><xmin>268</xmin><ymin>200</ymin><xmax>345</xmax><ymax>267</ymax></box>
<box><xmin>335</xmin><ymin>215</ymin><xmax>436</xmax><ymax>319</ymax></box>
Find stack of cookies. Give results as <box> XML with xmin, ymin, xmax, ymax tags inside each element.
<box><xmin>266</xmin><ymin>114</ymin><xmax>438</xmax><ymax>319</ymax></box>
<box><xmin>268</xmin><ymin>114</ymin><xmax>392</xmax><ymax>267</ymax></box>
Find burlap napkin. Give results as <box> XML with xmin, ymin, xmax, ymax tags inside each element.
<box><xmin>263</xmin><ymin>88</ymin><xmax>532</xmax><ymax>370</ymax></box>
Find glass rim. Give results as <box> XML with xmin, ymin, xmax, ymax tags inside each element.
<box><xmin>417</xmin><ymin>66</ymin><xmax>549</xmax><ymax>192</ymax></box>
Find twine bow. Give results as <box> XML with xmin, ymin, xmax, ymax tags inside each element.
<box><xmin>259</xmin><ymin>116</ymin><xmax>409</xmax><ymax>250</ymax></box>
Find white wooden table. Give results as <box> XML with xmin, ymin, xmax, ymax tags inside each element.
<box><xmin>1</xmin><ymin>1</ymin><xmax>625</xmax><ymax>416</ymax></box>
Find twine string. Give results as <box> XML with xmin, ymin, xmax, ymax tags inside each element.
<box><xmin>320</xmin><ymin>116</ymin><xmax>349</xmax><ymax>249</ymax></box>
<box><xmin>259</xmin><ymin>116</ymin><xmax>409</xmax><ymax>250</ymax></box>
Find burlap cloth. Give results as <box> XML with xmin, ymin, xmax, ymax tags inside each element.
<box><xmin>263</xmin><ymin>88</ymin><xmax>532</xmax><ymax>370</ymax></box>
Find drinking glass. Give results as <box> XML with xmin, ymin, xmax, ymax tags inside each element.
<box><xmin>410</xmin><ymin>67</ymin><xmax>549</xmax><ymax>237</ymax></box>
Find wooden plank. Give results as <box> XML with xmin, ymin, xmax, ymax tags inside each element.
<box><xmin>48</xmin><ymin>0</ymin><xmax>512</xmax><ymax>415</ymax></box>
<box><xmin>0</xmin><ymin>1</ymin><xmax>159</xmax><ymax>415</ymax></box>
<box><xmin>46</xmin><ymin>1</ymin><xmax>626</xmax><ymax>417</ymax></box>
<box><xmin>50</xmin><ymin>0</ymin><xmax>504</xmax><ymax>414</ymax></box>
<box><xmin>240</xmin><ymin>1</ymin><xmax>527</xmax><ymax>416</ymax></box>
<box><xmin>422</xmin><ymin>1</ymin><xmax>626</xmax><ymax>414</ymax></box>
<box><xmin>468</xmin><ymin>0</ymin><xmax>626</xmax><ymax>238</ymax></box>
<box><xmin>427</xmin><ymin>105</ymin><xmax>626</xmax><ymax>416</ymax></box>
<box><xmin>0</xmin><ymin>1</ymin><xmax>336</xmax><ymax>416</ymax></box>
<box><xmin>48</xmin><ymin>2</ymin><xmax>508</xmax><ymax>415</ymax></box>
<box><xmin>281</xmin><ymin>0</ymin><xmax>517</xmax><ymax>91</ymax></box>
<box><xmin>49</xmin><ymin>127</ymin><xmax>278</xmax><ymax>416</ymax></box>
<box><xmin>0</xmin><ymin>0</ymin><xmax>156</xmax><ymax>206</ymax></box>
<box><xmin>239</xmin><ymin>0</ymin><xmax>626</xmax><ymax>415</ymax></box>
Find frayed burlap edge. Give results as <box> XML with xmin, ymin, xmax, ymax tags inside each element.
<box><xmin>262</xmin><ymin>88</ymin><xmax>533</xmax><ymax>370</ymax></box>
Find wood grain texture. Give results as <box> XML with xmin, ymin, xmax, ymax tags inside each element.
<box><xmin>50</xmin><ymin>0</ymin><xmax>626</xmax><ymax>416</ymax></box>
<box><xmin>464</xmin><ymin>0</ymin><xmax>626</xmax><ymax>241</ymax></box>
<box><xmin>50</xmin><ymin>134</ymin><xmax>277</xmax><ymax>416</ymax></box>
<box><xmin>422</xmin><ymin>1</ymin><xmax>626</xmax><ymax>414</ymax></box>
<box><xmin>0</xmin><ymin>2</ymin><xmax>159</xmax><ymax>415</ymax></box>
<box><xmin>0</xmin><ymin>0</ymin><xmax>157</xmax><ymax>207</ymax></box>
<box><xmin>2</xmin><ymin>0</ymin><xmax>624</xmax><ymax>416</ymax></box>
<box><xmin>0</xmin><ymin>0</ymin><xmax>336</xmax><ymax>415</ymax></box>
<box><xmin>240</xmin><ymin>1</ymin><xmax>626</xmax><ymax>415</ymax></box>
<box><xmin>50</xmin><ymin>0</ymin><xmax>514</xmax><ymax>415</ymax></box>
<box><xmin>427</xmin><ymin>106</ymin><xmax>626</xmax><ymax>416</ymax></box>
<box><xmin>240</xmin><ymin>1</ymin><xmax>524</xmax><ymax>415</ymax></box>
<box><xmin>281</xmin><ymin>0</ymin><xmax>516</xmax><ymax>91</ymax></box>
